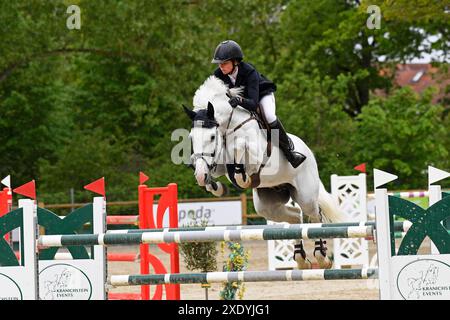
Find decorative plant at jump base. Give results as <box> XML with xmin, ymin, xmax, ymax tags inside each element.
<box><xmin>219</xmin><ymin>241</ymin><xmax>250</xmax><ymax>300</ymax></box>
<box><xmin>178</xmin><ymin>219</ymin><xmax>218</xmax><ymax>300</ymax></box>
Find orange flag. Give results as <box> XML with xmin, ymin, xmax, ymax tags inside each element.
<box><xmin>13</xmin><ymin>180</ymin><xmax>36</xmax><ymax>199</ymax></box>
<box><xmin>139</xmin><ymin>172</ymin><xmax>149</xmax><ymax>185</ymax></box>
<box><xmin>84</xmin><ymin>177</ymin><xmax>105</xmax><ymax>196</ymax></box>
<box><xmin>354</xmin><ymin>163</ymin><xmax>367</xmax><ymax>173</ymax></box>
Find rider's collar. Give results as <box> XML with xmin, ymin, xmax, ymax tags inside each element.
<box><xmin>228</xmin><ymin>66</ymin><xmax>239</xmax><ymax>84</ymax></box>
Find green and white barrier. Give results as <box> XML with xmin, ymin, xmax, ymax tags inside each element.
<box><xmin>0</xmin><ymin>199</ymin><xmax>38</xmax><ymax>300</ymax></box>
<box><xmin>375</xmin><ymin>166</ymin><xmax>450</xmax><ymax>300</ymax></box>
<box><xmin>37</xmin><ymin>197</ymin><xmax>106</xmax><ymax>300</ymax></box>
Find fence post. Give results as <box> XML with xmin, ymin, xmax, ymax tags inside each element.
<box><xmin>240</xmin><ymin>193</ymin><xmax>247</xmax><ymax>225</ymax></box>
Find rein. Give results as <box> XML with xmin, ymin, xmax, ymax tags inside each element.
<box><xmin>223</xmin><ymin>108</ymin><xmax>258</xmax><ymax>150</ymax></box>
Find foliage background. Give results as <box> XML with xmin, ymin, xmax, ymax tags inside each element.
<box><xmin>0</xmin><ymin>0</ymin><xmax>448</xmax><ymax>205</ymax></box>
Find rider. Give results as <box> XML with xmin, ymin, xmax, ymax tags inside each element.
<box><xmin>211</xmin><ymin>40</ymin><xmax>306</xmax><ymax>168</ymax></box>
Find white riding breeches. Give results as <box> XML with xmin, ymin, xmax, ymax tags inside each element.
<box><xmin>259</xmin><ymin>93</ymin><xmax>277</xmax><ymax>124</ymax></box>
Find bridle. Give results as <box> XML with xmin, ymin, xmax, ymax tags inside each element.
<box><xmin>190</xmin><ymin>100</ymin><xmax>258</xmax><ymax>183</ymax></box>
<box><xmin>222</xmin><ymin>106</ymin><xmax>258</xmax><ymax>151</ymax></box>
<box><xmin>190</xmin><ymin>119</ymin><xmax>221</xmax><ymax>176</ymax></box>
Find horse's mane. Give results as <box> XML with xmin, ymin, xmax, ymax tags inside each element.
<box><xmin>193</xmin><ymin>76</ymin><xmax>243</xmax><ymax>112</ymax></box>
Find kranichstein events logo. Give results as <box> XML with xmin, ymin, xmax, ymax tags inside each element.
<box><xmin>0</xmin><ymin>273</ymin><xmax>22</xmax><ymax>300</ymax></box>
<box><xmin>39</xmin><ymin>264</ymin><xmax>92</xmax><ymax>300</ymax></box>
<box><xmin>397</xmin><ymin>259</ymin><xmax>450</xmax><ymax>300</ymax></box>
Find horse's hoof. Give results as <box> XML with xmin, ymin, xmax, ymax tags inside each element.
<box><xmin>295</xmin><ymin>256</ymin><xmax>313</xmax><ymax>269</ymax></box>
<box><xmin>235</xmin><ymin>174</ymin><xmax>251</xmax><ymax>189</ymax></box>
<box><xmin>314</xmin><ymin>254</ymin><xmax>333</xmax><ymax>269</ymax></box>
<box><xmin>294</xmin><ymin>242</ymin><xmax>312</xmax><ymax>269</ymax></box>
<box><xmin>314</xmin><ymin>240</ymin><xmax>333</xmax><ymax>269</ymax></box>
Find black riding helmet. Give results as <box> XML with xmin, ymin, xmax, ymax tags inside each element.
<box><xmin>211</xmin><ymin>40</ymin><xmax>243</xmax><ymax>64</ymax></box>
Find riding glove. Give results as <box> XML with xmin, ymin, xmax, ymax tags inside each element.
<box><xmin>228</xmin><ymin>96</ymin><xmax>241</xmax><ymax>108</ymax></box>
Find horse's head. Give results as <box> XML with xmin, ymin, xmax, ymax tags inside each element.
<box><xmin>183</xmin><ymin>76</ymin><xmax>244</xmax><ymax>187</ymax></box>
<box><xmin>183</xmin><ymin>102</ymin><xmax>223</xmax><ymax>186</ymax></box>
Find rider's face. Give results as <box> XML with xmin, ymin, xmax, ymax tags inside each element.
<box><xmin>219</xmin><ymin>60</ymin><xmax>234</xmax><ymax>75</ymax></box>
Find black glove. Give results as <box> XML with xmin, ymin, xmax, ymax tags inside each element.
<box><xmin>228</xmin><ymin>96</ymin><xmax>241</xmax><ymax>108</ymax></box>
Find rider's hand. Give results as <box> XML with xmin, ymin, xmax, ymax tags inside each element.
<box><xmin>228</xmin><ymin>96</ymin><xmax>241</xmax><ymax>108</ymax></box>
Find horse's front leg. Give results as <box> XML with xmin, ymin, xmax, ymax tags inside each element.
<box><xmin>205</xmin><ymin>164</ymin><xmax>228</xmax><ymax>197</ymax></box>
<box><xmin>234</xmin><ymin>166</ymin><xmax>252</xmax><ymax>189</ymax></box>
<box><xmin>205</xmin><ymin>180</ymin><xmax>227</xmax><ymax>197</ymax></box>
<box><xmin>233</xmin><ymin>137</ymin><xmax>260</xmax><ymax>189</ymax></box>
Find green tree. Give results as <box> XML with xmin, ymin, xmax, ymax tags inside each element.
<box><xmin>351</xmin><ymin>87</ymin><xmax>448</xmax><ymax>189</ymax></box>
<box><xmin>275</xmin><ymin>0</ymin><xmax>448</xmax><ymax>116</ymax></box>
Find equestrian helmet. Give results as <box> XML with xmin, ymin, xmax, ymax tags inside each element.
<box><xmin>211</xmin><ymin>40</ymin><xmax>243</xmax><ymax>64</ymax></box>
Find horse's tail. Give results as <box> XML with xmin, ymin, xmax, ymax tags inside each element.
<box><xmin>318</xmin><ymin>181</ymin><xmax>352</xmax><ymax>223</ymax></box>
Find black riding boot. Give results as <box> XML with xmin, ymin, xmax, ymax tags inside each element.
<box><xmin>270</xmin><ymin>119</ymin><xmax>307</xmax><ymax>168</ymax></box>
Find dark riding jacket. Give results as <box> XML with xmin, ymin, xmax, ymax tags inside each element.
<box><xmin>213</xmin><ymin>62</ymin><xmax>276</xmax><ymax>112</ymax></box>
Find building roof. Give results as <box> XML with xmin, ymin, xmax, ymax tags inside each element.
<box><xmin>392</xmin><ymin>63</ymin><xmax>449</xmax><ymax>104</ymax></box>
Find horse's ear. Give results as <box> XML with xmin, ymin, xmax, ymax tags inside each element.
<box><xmin>207</xmin><ymin>102</ymin><xmax>214</xmax><ymax>119</ymax></box>
<box><xmin>182</xmin><ymin>104</ymin><xmax>196</xmax><ymax>120</ymax></box>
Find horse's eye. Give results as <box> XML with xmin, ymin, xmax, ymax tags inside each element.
<box><xmin>210</xmin><ymin>135</ymin><xmax>215</xmax><ymax>141</ymax></box>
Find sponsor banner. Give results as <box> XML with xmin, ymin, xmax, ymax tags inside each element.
<box><xmin>161</xmin><ymin>201</ymin><xmax>242</xmax><ymax>227</ymax></box>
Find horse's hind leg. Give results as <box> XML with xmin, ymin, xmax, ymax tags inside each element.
<box><xmin>313</xmin><ymin>239</ymin><xmax>332</xmax><ymax>269</ymax></box>
<box><xmin>291</xmin><ymin>188</ymin><xmax>333</xmax><ymax>269</ymax></box>
<box><xmin>252</xmin><ymin>187</ymin><xmax>302</xmax><ymax>224</ymax></box>
<box><xmin>293</xmin><ymin>240</ymin><xmax>312</xmax><ymax>269</ymax></box>
<box><xmin>253</xmin><ymin>187</ymin><xmax>312</xmax><ymax>269</ymax></box>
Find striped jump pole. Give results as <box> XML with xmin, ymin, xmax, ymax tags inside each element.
<box><xmin>110</xmin><ymin>268</ymin><xmax>378</xmax><ymax>286</ymax></box>
<box><xmin>366</xmin><ymin>190</ymin><xmax>447</xmax><ymax>199</ymax></box>
<box><xmin>38</xmin><ymin>225</ymin><xmax>374</xmax><ymax>247</ymax></box>
<box><xmin>106</xmin><ymin>215</ymin><xmax>139</xmax><ymax>226</ymax></box>
<box><xmin>15</xmin><ymin>251</ymin><xmax>139</xmax><ymax>262</ymax></box>
<box><xmin>106</xmin><ymin>221</ymin><xmax>411</xmax><ymax>235</ymax></box>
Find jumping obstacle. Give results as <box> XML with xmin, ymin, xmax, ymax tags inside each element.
<box><xmin>0</xmin><ymin>180</ymin><xmax>180</xmax><ymax>300</ymax></box>
<box><xmin>14</xmin><ymin>252</ymin><xmax>139</xmax><ymax>262</ymax></box>
<box><xmin>267</xmin><ymin>173</ymin><xmax>370</xmax><ymax>270</ymax></box>
<box><xmin>37</xmin><ymin>226</ymin><xmax>374</xmax><ymax>247</ymax></box>
<box><xmin>38</xmin><ymin>197</ymin><xmax>107</xmax><ymax>300</ymax></box>
<box><xmin>109</xmin><ymin>167</ymin><xmax>450</xmax><ymax>300</ymax></box>
<box><xmin>1</xmin><ymin>167</ymin><xmax>449</xmax><ymax>300</ymax></box>
<box><xmin>105</xmin><ymin>215</ymin><xmax>139</xmax><ymax>263</ymax></box>
<box><xmin>0</xmin><ymin>187</ymin><xmax>13</xmax><ymax>243</ymax></box>
<box><xmin>268</xmin><ymin>173</ymin><xmax>449</xmax><ymax>271</ymax></box>
<box><xmin>368</xmin><ymin>190</ymin><xmax>430</xmax><ymax>199</ymax></box>
<box><xmin>106</xmin><ymin>215</ymin><xmax>139</xmax><ymax>225</ymax></box>
<box><xmin>111</xmin><ymin>268</ymin><xmax>378</xmax><ymax>286</ymax></box>
<box><xmin>0</xmin><ymin>200</ymin><xmax>38</xmax><ymax>300</ymax></box>
<box><xmin>106</xmin><ymin>220</ymin><xmax>411</xmax><ymax>234</ymax></box>
<box><xmin>374</xmin><ymin>166</ymin><xmax>450</xmax><ymax>299</ymax></box>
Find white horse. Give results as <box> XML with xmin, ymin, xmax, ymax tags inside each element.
<box><xmin>183</xmin><ymin>76</ymin><xmax>350</xmax><ymax>269</ymax></box>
